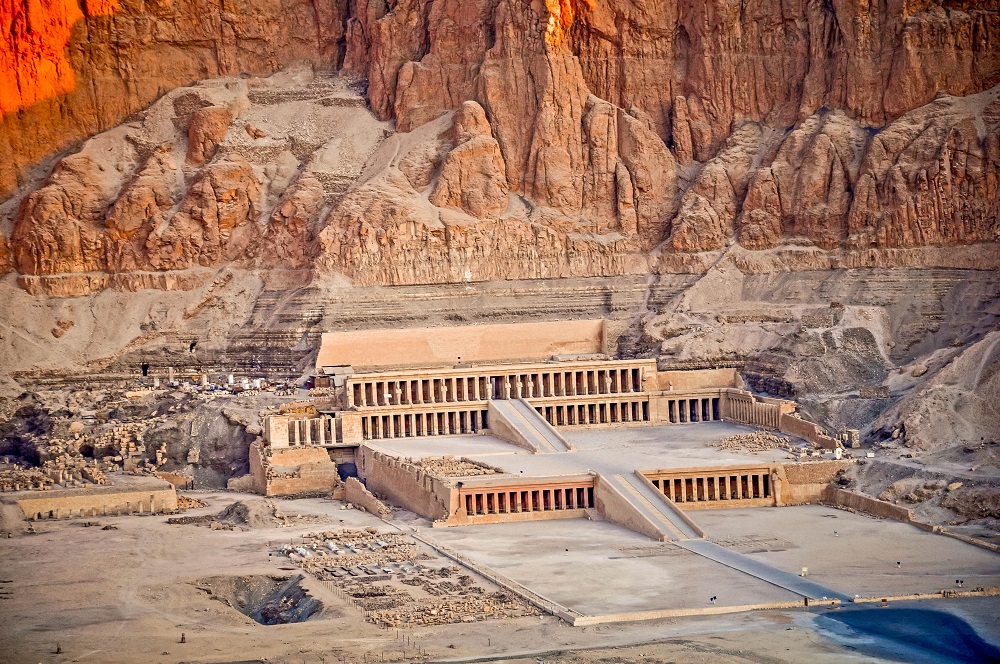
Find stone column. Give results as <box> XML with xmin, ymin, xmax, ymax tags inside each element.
<box><xmin>304</xmin><ymin>420</ymin><xmax>312</xmax><ymax>445</ymax></box>
<box><xmin>625</xmin><ymin>369</ymin><xmax>634</xmax><ymax>392</ymax></box>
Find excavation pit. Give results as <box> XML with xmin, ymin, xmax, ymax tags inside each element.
<box><xmin>195</xmin><ymin>575</ymin><xmax>322</xmax><ymax>625</ymax></box>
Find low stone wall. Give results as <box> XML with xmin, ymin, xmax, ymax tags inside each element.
<box><xmin>822</xmin><ymin>486</ymin><xmax>914</xmax><ymax>522</ymax></box>
<box><xmin>780</xmin><ymin>414</ymin><xmax>838</xmax><ymax>450</ymax></box>
<box><xmin>12</xmin><ymin>481</ymin><xmax>177</xmax><ymax>520</ymax></box>
<box><xmin>781</xmin><ymin>460</ymin><xmax>853</xmax><ymax>504</ymax></box>
<box><xmin>571</xmin><ymin>600</ymin><xmax>809</xmax><ymax>626</ymax></box>
<box><xmin>357</xmin><ymin>448</ymin><xmax>456</xmax><ymax>520</ymax></box>
<box><xmin>345</xmin><ymin>477</ymin><xmax>393</xmax><ymax>518</ymax></box>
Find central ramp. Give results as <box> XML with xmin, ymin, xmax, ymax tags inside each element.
<box><xmin>676</xmin><ymin>539</ymin><xmax>851</xmax><ymax>602</ymax></box>
<box><xmin>597</xmin><ymin>473</ymin><xmax>703</xmax><ymax>541</ymax></box>
<box><xmin>488</xmin><ymin>399</ymin><xmax>573</xmax><ymax>454</ymax></box>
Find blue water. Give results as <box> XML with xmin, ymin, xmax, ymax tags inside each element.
<box><xmin>817</xmin><ymin>607</ymin><xmax>1000</xmax><ymax>663</ymax></box>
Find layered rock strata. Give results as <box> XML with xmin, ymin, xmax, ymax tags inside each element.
<box><xmin>2</xmin><ymin>1</ymin><xmax>999</xmax><ymax>291</ymax></box>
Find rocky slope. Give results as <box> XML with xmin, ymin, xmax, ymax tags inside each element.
<box><xmin>2</xmin><ymin>0</ymin><xmax>999</xmax><ymax>292</ymax></box>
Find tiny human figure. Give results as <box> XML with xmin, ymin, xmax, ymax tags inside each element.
<box><xmin>180</xmin><ymin>633</ymin><xmax>186</xmax><ymax>644</ymax></box>
<box><xmin>710</xmin><ymin>595</ymin><xmax>717</xmax><ymax>604</ymax></box>
<box><xmin>896</xmin><ymin>561</ymin><xmax>901</xmax><ymax>568</ymax></box>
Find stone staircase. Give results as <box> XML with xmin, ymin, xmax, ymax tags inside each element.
<box><xmin>601</xmin><ymin>472</ymin><xmax>703</xmax><ymax>541</ymax></box>
<box><xmin>487</xmin><ymin>399</ymin><xmax>573</xmax><ymax>454</ymax></box>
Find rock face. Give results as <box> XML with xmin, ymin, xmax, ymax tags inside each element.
<box><xmin>3</xmin><ymin>0</ymin><xmax>1000</xmax><ymax>292</ymax></box>
<box><xmin>0</xmin><ymin>0</ymin><xmax>345</xmax><ymax>196</ymax></box>
<box><xmin>428</xmin><ymin>102</ymin><xmax>509</xmax><ymax>219</ymax></box>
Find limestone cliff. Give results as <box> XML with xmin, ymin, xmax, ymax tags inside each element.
<box><xmin>2</xmin><ymin>0</ymin><xmax>999</xmax><ymax>290</ymax></box>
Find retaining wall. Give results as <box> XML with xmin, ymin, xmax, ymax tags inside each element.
<box><xmin>821</xmin><ymin>486</ymin><xmax>914</xmax><ymax>521</ymax></box>
<box><xmin>358</xmin><ymin>447</ymin><xmax>455</xmax><ymax>521</ymax></box>
<box><xmin>345</xmin><ymin>477</ymin><xmax>393</xmax><ymax>519</ymax></box>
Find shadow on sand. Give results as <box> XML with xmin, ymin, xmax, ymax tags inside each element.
<box><xmin>818</xmin><ymin>607</ymin><xmax>1000</xmax><ymax>663</ymax></box>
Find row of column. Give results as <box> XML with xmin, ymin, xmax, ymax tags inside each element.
<box><xmin>352</xmin><ymin>376</ymin><xmax>487</xmax><ymax>407</ymax></box>
<box><xmin>652</xmin><ymin>472</ymin><xmax>771</xmax><ymax>503</ymax></box>
<box><xmin>463</xmin><ymin>485</ymin><xmax>595</xmax><ymax>516</ymax></box>
<box><xmin>361</xmin><ymin>409</ymin><xmax>488</xmax><ymax>440</ymax></box>
<box><xmin>497</xmin><ymin>367</ymin><xmax>642</xmax><ymax>400</ymax></box>
<box><xmin>349</xmin><ymin>367</ymin><xmax>645</xmax><ymax>407</ymax></box>
<box><xmin>665</xmin><ymin>397</ymin><xmax>720</xmax><ymax>424</ymax></box>
<box><xmin>538</xmin><ymin>400</ymin><xmax>650</xmax><ymax>426</ymax></box>
<box><xmin>288</xmin><ymin>418</ymin><xmax>332</xmax><ymax>445</ymax></box>
<box><xmin>729</xmin><ymin>398</ymin><xmax>780</xmax><ymax>428</ymax></box>
<box><xmin>30</xmin><ymin>495</ymin><xmax>164</xmax><ymax>520</ymax></box>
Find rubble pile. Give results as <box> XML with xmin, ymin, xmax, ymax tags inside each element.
<box><xmin>278</xmin><ymin>529</ymin><xmax>538</xmax><ymax>627</ymax></box>
<box><xmin>176</xmin><ymin>495</ymin><xmax>208</xmax><ymax>509</ymax></box>
<box><xmin>0</xmin><ymin>465</ymin><xmax>54</xmax><ymax>491</ymax></box>
<box><xmin>413</xmin><ymin>456</ymin><xmax>503</xmax><ymax>477</ymax></box>
<box><xmin>714</xmin><ymin>430</ymin><xmax>789</xmax><ymax>452</ymax></box>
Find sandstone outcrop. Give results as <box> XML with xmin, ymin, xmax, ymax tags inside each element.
<box><xmin>3</xmin><ymin>1</ymin><xmax>1000</xmax><ymax>292</ymax></box>
<box><xmin>428</xmin><ymin>102</ymin><xmax>509</xmax><ymax>219</ymax></box>
<box><xmin>187</xmin><ymin>107</ymin><xmax>235</xmax><ymax>165</ymax></box>
<box><xmin>0</xmin><ymin>235</ymin><xmax>11</xmax><ymax>274</ymax></box>
<box><xmin>1</xmin><ymin>0</ymin><xmax>345</xmax><ymax>196</ymax></box>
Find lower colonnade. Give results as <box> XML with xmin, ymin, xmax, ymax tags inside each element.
<box><xmin>643</xmin><ymin>466</ymin><xmax>776</xmax><ymax>507</ymax></box>
<box><xmin>455</xmin><ymin>477</ymin><xmax>597</xmax><ymax>524</ymax></box>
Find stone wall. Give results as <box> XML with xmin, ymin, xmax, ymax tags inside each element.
<box><xmin>12</xmin><ymin>482</ymin><xmax>177</xmax><ymax>520</ymax></box>
<box><xmin>780</xmin><ymin>413</ymin><xmax>839</xmax><ymax>450</ymax></box>
<box><xmin>344</xmin><ymin>477</ymin><xmax>393</xmax><ymax>519</ymax></box>
<box><xmin>357</xmin><ymin>447</ymin><xmax>455</xmax><ymax>521</ymax></box>
<box><xmin>780</xmin><ymin>460</ymin><xmax>853</xmax><ymax>504</ymax></box>
<box><xmin>249</xmin><ymin>442</ymin><xmax>340</xmax><ymax>497</ymax></box>
<box><xmin>656</xmin><ymin>368</ymin><xmax>738</xmax><ymax>391</ymax></box>
<box><xmin>822</xmin><ymin>486</ymin><xmax>914</xmax><ymax>522</ymax></box>
<box><xmin>317</xmin><ymin>320</ymin><xmax>605</xmax><ymax>370</ymax></box>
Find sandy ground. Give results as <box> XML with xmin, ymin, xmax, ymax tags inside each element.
<box><xmin>695</xmin><ymin>505</ymin><xmax>1000</xmax><ymax>598</ymax></box>
<box><xmin>3</xmin><ymin>490</ymin><xmax>1000</xmax><ymax>664</ymax></box>
<box><xmin>427</xmin><ymin>519</ymin><xmax>801</xmax><ymax>615</ymax></box>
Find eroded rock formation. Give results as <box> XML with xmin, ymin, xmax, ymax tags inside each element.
<box><xmin>2</xmin><ymin>0</ymin><xmax>999</xmax><ymax>292</ymax></box>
